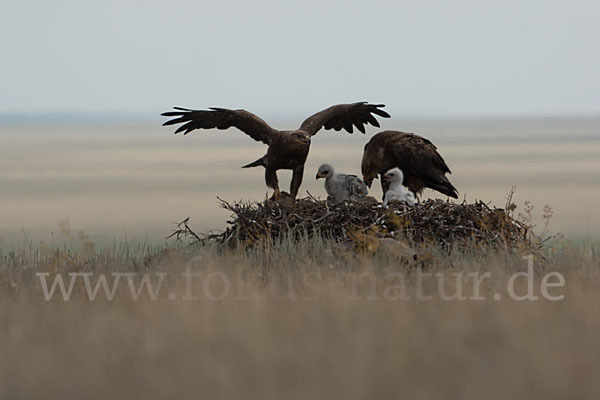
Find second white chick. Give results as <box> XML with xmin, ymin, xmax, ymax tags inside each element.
<box><xmin>382</xmin><ymin>168</ymin><xmax>416</xmax><ymax>206</ymax></box>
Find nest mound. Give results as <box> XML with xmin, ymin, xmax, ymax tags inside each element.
<box><xmin>174</xmin><ymin>197</ymin><xmax>531</xmax><ymax>250</ymax></box>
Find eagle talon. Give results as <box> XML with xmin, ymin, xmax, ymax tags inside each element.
<box><xmin>271</xmin><ymin>190</ymin><xmax>282</xmax><ymax>201</ymax></box>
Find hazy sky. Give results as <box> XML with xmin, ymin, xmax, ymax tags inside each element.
<box><xmin>1</xmin><ymin>0</ymin><xmax>599</xmax><ymax>118</ymax></box>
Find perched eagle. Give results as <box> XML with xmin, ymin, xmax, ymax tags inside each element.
<box><xmin>361</xmin><ymin>131</ymin><xmax>458</xmax><ymax>199</ymax></box>
<box><xmin>162</xmin><ymin>102</ymin><xmax>389</xmax><ymax>199</ymax></box>
<box><xmin>315</xmin><ymin>163</ymin><xmax>368</xmax><ymax>202</ymax></box>
<box><xmin>382</xmin><ymin>168</ymin><xmax>416</xmax><ymax>206</ymax></box>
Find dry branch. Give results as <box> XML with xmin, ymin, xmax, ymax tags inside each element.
<box><xmin>170</xmin><ymin>196</ymin><xmax>533</xmax><ymax>251</ymax></box>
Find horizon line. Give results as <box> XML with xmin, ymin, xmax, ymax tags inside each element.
<box><xmin>1</xmin><ymin>110</ymin><xmax>600</xmax><ymax>125</ymax></box>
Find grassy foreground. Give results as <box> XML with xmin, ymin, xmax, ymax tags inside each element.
<box><xmin>1</xmin><ymin>238</ymin><xmax>599</xmax><ymax>399</ymax></box>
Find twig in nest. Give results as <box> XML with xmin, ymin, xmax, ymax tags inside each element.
<box><xmin>174</xmin><ymin>196</ymin><xmax>536</xmax><ymax>252</ymax></box>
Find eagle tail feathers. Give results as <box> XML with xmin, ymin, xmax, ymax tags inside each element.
<box><xmin>429</xmin><ymin>180</ymin><xmax>459</xmax><ymax>199</ymax></box>
<box><xmin>242</xmin><ymin>157</ymin><xmax>265</xmax><ymax>168</ymax></box>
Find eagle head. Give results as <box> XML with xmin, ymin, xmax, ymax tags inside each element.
<box><xmin>316</xmin><ymin>164</ymin><xmax>334</xmax><ymax>179</ymax></box>
<box><xmin>361</xmin><ymin>155</ymin><xmax>377</xmax><ymax>188</ymax></box>
<box><xmin>361</xmin><ymin>164</ymin><xmax>378</xmax><ymax>188</ymax></box>
<box><xmin>291</xmin><ymin>131</ymin><xmax>311</xmax><ymax>145</ymax></box>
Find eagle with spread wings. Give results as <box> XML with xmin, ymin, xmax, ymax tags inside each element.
<box><xmin>162</xmin><ymin>102</ymin><xmax>390</xmax><ymax>199</ymax></box>
<box><xmin>361</xmin><ymin>130</ymin><xmax>458</xmax><ymax>199</ymax></box>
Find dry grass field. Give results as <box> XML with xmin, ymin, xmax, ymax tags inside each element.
<box><xmin>3</xmin><ymin>0</ymin><xmax>600</xmax><ymax>397</ymax></box>
<box><xmin>1</xmin><ymin>237</ymin><xmax>599</xmax><ymax>399</ymax></box>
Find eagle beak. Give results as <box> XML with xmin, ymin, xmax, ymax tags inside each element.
<box><xmin>316</xmin><ymin>172</ymin><xmax>324</xmax><ymax>179</ymax></box>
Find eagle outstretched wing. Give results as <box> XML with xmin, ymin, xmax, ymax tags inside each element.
<box><xmin>299</xmin><ymin>102</ymin><xmax>390</xmax><ymax>136</ymax></box>
<box><xmin>161</xmin><ymin>107</ymin><xmax>278</xmax><ymax>145</ymax></box>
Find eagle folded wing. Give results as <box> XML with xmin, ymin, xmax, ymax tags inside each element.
<box><xmin>391</xmin><ymin>138</ymin><xmax>458</xmax><ymax>198</ymax></box>
<box><xmin>345</xmin><ymin>175</ymin><xmax>368</xmax><ymax>198</ymax></box>
<box><xmin>391</xmin><ymin>137</ymin><xmax>451</xmax><ymax>181</ymax></box>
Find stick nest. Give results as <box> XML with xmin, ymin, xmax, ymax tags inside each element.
<box><xmin>170</xmin><ymin>196</ymin><xmax>532</xmax><ymax>251</ymax></box>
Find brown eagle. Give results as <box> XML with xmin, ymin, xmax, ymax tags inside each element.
<box><xmin>361</xmin><ymin>130</ymin><xmax>458</xmax><ymax>199</ymax></box>
<box><xmin>162</xmin><ymin>102</ymin><xmax>390</xmax><ymax>199</ymax></box>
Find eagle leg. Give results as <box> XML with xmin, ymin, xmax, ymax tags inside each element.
<box><xmin>290</xmin><ymin>166</ymin><xmax>305</xmax><ymax>200</ymax></box>
<box><xmin>265</xmin><ymin>168</ymin><xmax>281</xmax><ymax>200</ymax></box>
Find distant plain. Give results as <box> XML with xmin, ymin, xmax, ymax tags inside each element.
<box><xmin>1</xmin><ymin>116</ymin><xmax>598</xmax><ymax>245</ymax></box>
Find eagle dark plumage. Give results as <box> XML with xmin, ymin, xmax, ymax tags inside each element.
<box><xmin>361</xmin><ymin>130</ymin><xmax>458</xmax><ymax>199</ymax></box>
<box><xmin>162</xmin><ymin>102</ymin><xmax>390</xmax><ymax>199</ymax></box>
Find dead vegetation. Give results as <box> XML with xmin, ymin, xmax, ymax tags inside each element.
<box><xmin>169</xmin><ymin>195</ymin><xmax>533</xmax><ymax>251</ymax></box>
